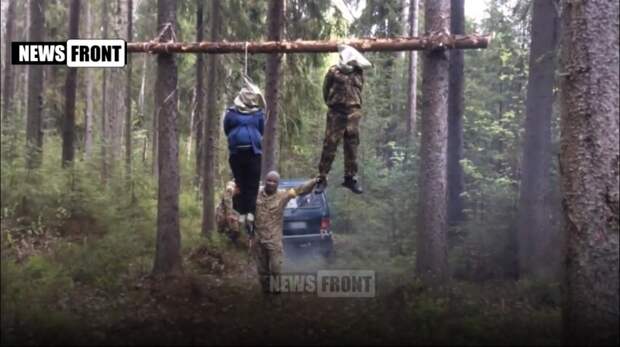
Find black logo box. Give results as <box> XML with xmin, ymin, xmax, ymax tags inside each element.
<box><xmin>12</xmin><ymin>42</ymin><xmax>67</xmax><ymax>65</ymax></box>
<box><xmin>11</xmin><ymin>41</ymin><xmax>127</xmax><ymax>66</ymax></box>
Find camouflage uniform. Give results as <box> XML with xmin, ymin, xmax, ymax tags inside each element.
<box><xmin>253</xmin><ymin>179</ymin><xmax>317</xmax><ymax>293</ymax></box>
<box><xmin>216</xmin><ymin>181</ymin><xmax>242</xmax><ymax>243</ymax></box>
<box><xmin>318</xmin><ymin>65</ymin><xmax>364</xmax><ymax>177</ymax></box>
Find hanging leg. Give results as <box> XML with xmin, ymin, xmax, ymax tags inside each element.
<box><xmin>343</xmin><ymin>108</ymin><xmax>363</xmax><ymax>194</ymax></box>
<box><xmin>317</xmin><ymin>109</ymin><xmax>347</xmax><ymax>192</ymax></box>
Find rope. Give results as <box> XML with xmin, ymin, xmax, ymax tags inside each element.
<box><xmin>244</xmin><ymin>41</ymin><xmax>249</xmax><ymax>76</ymax></box>
<box><xmin>146</xmin><ymin>22</ymin><xmax>177</xmax><ymax>54</ymax></box>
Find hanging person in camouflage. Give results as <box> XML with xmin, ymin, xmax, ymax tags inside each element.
<box><xmin>315</xmin><ymin>45</ymin><xmax>372</xmax><ymax>194</ymax></box>
<box><xmin>253</xmin><ymin>171</ymin><xmax>319</xmax><ymax>294</ymax></box>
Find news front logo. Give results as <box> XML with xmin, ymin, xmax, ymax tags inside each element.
<box><xmin>269</xmin><ymin>270</ymin><xmax>376</xmax><ymax>298</ymax></box>
<box><xmin>12</xmin><ymin>40</ymin><xmax>126</xmax><ymax>67</ymax></box>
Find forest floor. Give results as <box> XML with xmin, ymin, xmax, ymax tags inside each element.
<box><xmin>1</xmin><ymin>217</ymin><xmax>562</xmax><ymax>346</ymax></box>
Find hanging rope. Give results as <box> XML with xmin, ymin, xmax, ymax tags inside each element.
<box><xmin>244</xmin><ymin>41</ymin><xmax>249</xmax><ymax>77</ymax></box>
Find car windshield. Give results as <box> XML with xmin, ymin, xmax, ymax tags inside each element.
<box><xmin>285</xmin><ymin>192</ymin><xmax>323</xmax><ymax>209</ymax></box>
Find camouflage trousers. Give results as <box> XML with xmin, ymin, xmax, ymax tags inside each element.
<box><xmin>254</xmin><ymin>242</ymin><xmax>284</xmax><ymax>294</ymax></box>
<box><xmin>318</xmin><ymin>107</ymin><xmax>362</xmax><ymax>177</ymax></box>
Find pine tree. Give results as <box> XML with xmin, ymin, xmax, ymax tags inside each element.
<box><xmin>25</xmin><ymin>0</ymin><xmax>45</xmax><ymax>169</ymax></box>
<box><xmin>62</xmin><ymin>0</ymin><xmax>81</xmax><ymax>167</ymax></box>
<box><xmin>559</xmin><ymin>0</ymin><xmax>619</xmax><ymax>343</ymax></box>
<box><xmin>517</xmin><ymin>0</ymin><xmax>558</xmax><ymax>279</ymax></box>
<box><xmin>261</xmin><ymin>0</ymin><xmax>285</xmax><ymax>177</ymax></box>
<box><xmin>152</xmin><ymin>0</ymin><xmax>182</xmax><ymax>275</ymax></box>
<box><xmin>415</xmin><ymin>0</ymin><xmax>450</xmax><ymax>286</ymax></box>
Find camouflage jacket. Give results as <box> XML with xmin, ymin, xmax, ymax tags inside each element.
<box><xmin>254</xmin><ymin>179</ymin><xmax>317</xmax><ymax>249</ymax></box>
<box><xmin>323</xmin><ymin>65</ymin><xmax>364</xmax><ymax>110</ymax></box>
<box><xmin>216</xmin><ymin>181</ymin><xmax>241</xmax><ymax>237</ymax></box>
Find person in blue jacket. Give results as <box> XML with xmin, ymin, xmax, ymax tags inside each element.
<box><xmin>223</xmin><ymin>77</ymin><xmax>266</xmax><ymax>221</ymax></box>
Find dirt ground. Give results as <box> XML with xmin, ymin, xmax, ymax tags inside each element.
<box><xmin>2</xmin><ymin>234</ymin><xmax>561</xmax><ymax>346</ymax></box>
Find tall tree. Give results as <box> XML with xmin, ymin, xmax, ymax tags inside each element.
<box><xmin>25</xmin><ymin>0</ymin><xmax>45</xmax><ymax>169</ymax></box>
<box><xmin>261</xmin><ymin>0</ymin><xmax>285</xmax><ymax>178</ymax></box>
<box><xmin>415</xmin><ymin>0</ymin><xmax>449</xmax><ymax>285</ymax></box>
<box><xmin>202</xmin><ymin>0</ymin><xmax>222</xmax><ymax>235</ymax></box>
<box><xmin>2</xmin><ymin>0</ymin><xmax>16</xmax><ymax>124</ymax></box>
<box><xmin>101</xmin><ymin>0</ymin><xmax>109</xmax><ymax>180</ymax></box>
<box><xmin>194</xmin><ymin>0</ymin><xmax>205</xmax><ymax>181</ymax></box>
<box><xmin>405</xmin><ymin>0</ymin><xmax>419</xmax><ymax>138</ymax></box>
<box><xmin>83</xmin><ymin>0</ymin><xmax>94</xmax><ymax>159</ymax></box>
<box><xmin>152</xmin><ymin>0</ymin><xmax>182</xmax><ymax>275</ymax></box>
<box><xmin>125</xmin><ymin>0</ymin><xmax>134</xmax><ymax>179</ymax></box>
<box><xmin>62</xmin><ymin>0</ymin><xmax>81</xmax><ymax>167</ymax></box>
<box><xmin>447</xmin><ymin>0</ymin><xmax>464</xmax><ymax>224</ymax></box>
<box><xmin>106</xmin><ymin>0</ymin><xmax>128</xmax><ymax>169</ymax></box>
<box><xmin>559</xmin><ymin>0</ymin><xmax>619</xmax><ymax>344</ymax></box>
<box><xmin>517</xmin><ymin>0</ymin><xmax>558</xmax><ymax>278</ymax></box>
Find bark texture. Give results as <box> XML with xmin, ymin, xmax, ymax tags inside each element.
<box><xmin>101</xmin><ymin>0</ymin><xmax>109</xmax><ymax>180</ymax></box>
<box><xmin>2</xmin><ymin>0</ymin><xmax>16</xmax><ymax>123</ymax></box>
<box><xmin>517</xmin><ymin>0</ymin><xmax>558</xmax><ymax>279</ymax></box>
<box><xmin>25</xmin><ymin>0</ymin><xmax>45</xmax><ymax>169</ymax></box>
<box><xmin>261</xmin><ymin>0</ymin><xmax>285</xmax><ymax>178</ymax></box>
<box><xmin>447</xmin><ymin>0</ymin><xmax>465</xmax><ymax>225</ymax></box>
<box><xmin>406</xmin><ymin>0</ymin><xmax>419</xmax><ymax>138</ymax></box>
<box><xmin>415</xmin><ymin>0</ymin><xmax>450</xmax><ymax>286</ymax></box>
<box><xmin>84</xmin><ymin>0</ymin><xmax>94</xmax><ymax>159</ymax></box>
<box><xmin>125</xmin><ymin>0</ymin><xmax>134</xmax><ymax>179</ymax></box>
<box><xmin>202</xmin><ymin>0</ymin><xmax>221</xmax><ymax>235</ymax></box>
<box><xmin>105</xmin><ymin>0</ymin><xmax>128</xmax><ymax>168</ymax></box>
<box><xmin>194</xmin><ymin>0</ymin><xmax>205</xmax><ymax>181</ymax></box>
<box><xmin>62</xmin><ymin>0</ymin><xmax>81</xmax><ymax>167</ymax></box>
<box><xmin>560</xmin><ymin>0</ymin><xmax>619</xmax><ymax>344</ymax></box>
<box><xmin>127</xmin><ymin>34</ymin><xmax>490</xmax><ymax>54</ymax></box>
<box><xmin>152</xmin><ymin>0</ymin><xmax>182</xmax><ymax>275</ymax></box>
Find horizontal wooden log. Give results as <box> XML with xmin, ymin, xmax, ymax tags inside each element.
<box><xmin>127</xmin><ymin>34</ymin><xmax>490</xmax><ymax>54</ymax></box>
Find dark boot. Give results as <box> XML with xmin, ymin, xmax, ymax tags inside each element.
<box><xmin>342</xmin><ymin>176</ymin><xmax>363</xmax><ymax>194</ymax></box>
<box><xmin>315</xmin><ymin>175</ymin><xmax>328</xmax><ymax>194</ymax></box>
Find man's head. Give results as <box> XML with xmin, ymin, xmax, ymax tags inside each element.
<box><xmin>337</xmin><ymin>44</ymin><xmax>372</xmax><ymax>72</ymax></box>
<box><xmin>264</xmin><ymin>171</ymin><xmax>280</xmax><ymax>195</ymax></box>
<box><xmin>233</xmin><ymin>76</ymin><xmax>266</xmax><ymax>113</ymax></box>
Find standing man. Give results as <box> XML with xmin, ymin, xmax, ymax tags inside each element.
<box><xmin>315</xmin><ymin>45</ymin><xmax>372</xmax><ymax>194</ymax></box>
<box><xmin>253</xmin><ymin>171</ymin><xmax>318</xmax><ymax>294</ymax></box>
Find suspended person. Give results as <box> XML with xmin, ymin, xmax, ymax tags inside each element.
<box><xmin>315</xmin><ymin>45</ymin><xmax>372</xmax><ymax>195</ymax></box>
<box><xmin>253</xmin><ymin>171</ymin><xmax>319</xmax><ymax>294</ymax></box>
<box><xmin>224</xmin><ymin>76</ymin><xmax>266</xmax><ymax>224</ymax></box>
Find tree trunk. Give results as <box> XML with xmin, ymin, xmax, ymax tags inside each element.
<box><xmin>126</xmin><ymin>35</ymin><xmax>490</xmax><ymax>54</ymax></box>
<box><xmin>261</xmin><ymin>0</ymin><xmax>285</xmax><ymax>178</ymax></box>
<box><xmin>447</xmin><ymin>0</ymin><xmax>465</xmax><ymax>225</ymax></box>
<box><xmin>125</xmin><ymin>0</ymin><xmax>134</xmax><ymax>180</ymax></box>
<box><xmin>106</xmin><ymin>0</ymin><xmax>128</xmax><ymax>169</ymax></box>
<box><xmin>84</xmin><ymin>0</ymin><xmax>94</xmax><ymax>159</ymax></box>
<box><xmin>152</xmin><ymin>0</ymin><xmax>182</xmax><ymax>275</ymax></box>
<box><xmin>194</xmin><ymin>0</ymin><xmax>205</xmax><ymax>182</ymax></box>
<box><xmin>101</xmin><ymin>0</ymin><xmax>109</xmax><ymax>181</ymax></box>
<box><xmin>415</xmin><ymin>0</ymin><xmax>450</xmax><ymax>286</ymax></box>
<box><xmin>559</xmin><ymin>0</ymin><xmax>619</xmax><ymax>344</ymax></box>
<box><xmin>25</xmin><ymin>0</ymin><xmax>45</xmax><ymax>169</ymax></box>
<box><xmin>2</xmin><ymin>0</ymin><xmax>16</xmax><ymax>125</ymax></box>
<box><xmin>202</xmin><ymin>0</ymin><xmax>221</xmax><ymax>235</ymax></box>
<box><xmin>405</xmin><ymin>0</ymin><xmax>419</xmax><ymax>138</ymax></box>
<box><xmin>62</xmin><ymin>0</ymin><xmax>81</xmax><ymax>167</ymax></box>
<box><xmin>517</xmin><ymin>0</ymin><xmax>558</xmax><ymax>279</ymax></box>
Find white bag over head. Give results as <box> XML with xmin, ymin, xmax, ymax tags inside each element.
<box><xmin>337</xmin><ymin>44</ymin><xmax>372</xmax><ymax>71</ymax></box>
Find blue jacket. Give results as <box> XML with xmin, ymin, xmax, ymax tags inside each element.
<box><xmin>223</xmin><ymin>107</ymin><xmax>265</xmax><ymax>155</ymax></box>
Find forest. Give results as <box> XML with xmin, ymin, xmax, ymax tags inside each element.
<box><xmin>0</xmin><ymin>0</ymin><xmax>618</xmax><ymax>345</ymax></box>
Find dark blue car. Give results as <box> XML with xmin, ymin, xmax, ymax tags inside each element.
<box><xmin>280</xmin><ymin>179</ymin><xmax>333</xmax><ymax>258</ymax></box>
